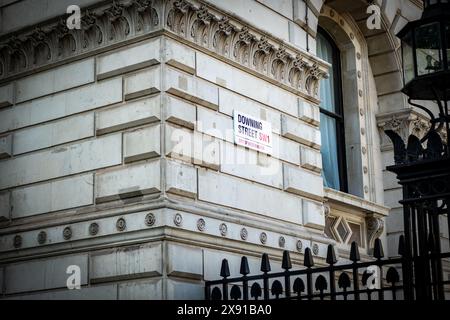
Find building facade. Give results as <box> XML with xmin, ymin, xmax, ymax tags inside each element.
<box><xmin>0</xmin><ymin>0</ymin><xmax>448</xmax><ymax>299</ymax></box>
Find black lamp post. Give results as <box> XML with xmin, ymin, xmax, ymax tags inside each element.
<box><xmin>385</xmin><ymin>0</ymin><xmax>450</xmax><ymax>301</ymax></box>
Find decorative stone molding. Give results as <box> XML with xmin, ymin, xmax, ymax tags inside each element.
<box><xmin>165</xmin><ymin>0</ymin><xmax>328</xmax><ymax>98</ymax></box>
<box><xmin>37</xmin><ymin>231</ymin><xmax>47</xmax><ymax>245</ymax></box>
<box><xmin>366</xmin><ymin>216</ymin><xmax>384</xmax><ymax>252</ymax></box>
<box><xmin>219</xmin><ymin>223</ymin><xmax>227</xmax><ymax>237</ymax></box>
<box><xmin>145</xmin><ymin>212</ymin><xmax>156</xmax><ymax>226</ymax></box>
<box><xmin>0</xmin><ymin>0</ymin><xmax>328</xmax><ymax>100</ymax></box>
<box><xmin>63</xmin><ymin>226</ymin><xmax>72</xmax><ymax>240</ymax></box>
<box><xmin>89</xmin><ymin>222</ymin><xmax>99</xmax><ymax>236</ymax></box>
<box><xmin>116</xmin><ymin>217</ymin><xmax>126</xmax><ymax>231</ymax></box>
<box><xmin>0</xmin><ymin>0</ymin><xmax>162</xmax><ymax>80</ymax></box>
<box><xmin>173</xmin><ymin>213</ymin><xmax>183</xmax><ymax>226</ymax></box>
<box><xmin>197</xmin><ymin>218</ymin><xmax>206</xmax><ymax>231</ymax></box>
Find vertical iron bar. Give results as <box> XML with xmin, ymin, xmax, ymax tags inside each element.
<box><xmin>329</xmin><ymin>266</ymin><xmax>336</xmax><ymax>301</ymax></box>
<box><xmin>352</xmin><ymin>264</ymin><xmax>360</xmax><ymax>301</ymax></box>
<box><xmin>306</xmin><ymin>270</ymin><xmax>313</xmax><ymax>300</ymax></box>
<box><xmin>263</xmin><ymin>273</ymin><xmax>269</xmax><ymax>300</ymax></box>
<box><xmin>205</xmin><ymin>284</ymin><xmax>211</xmax><ymax>300</ymax></box>
<box><xmin>242</xmin><ymin>276</ymin><xmax>248</xmax><ymax>301</ymax></box>
<box><xmin>284</xmin><ymin>272</ymin><xmax>291</xmax><ymax>299</ymax></box>
<box><xmin>431</xmin><ymin>206</ymin><xmax>445</xmax><ymax>300</ymax></box>
<box><xmin>222</xmin><ymin>280</ymin><xmax>228</xmax><ymax>301</ymax></box>
<box><xmin>402</xmin><ymin>203</ymin><xmax>414</xmax><ymax>301</ymax></box>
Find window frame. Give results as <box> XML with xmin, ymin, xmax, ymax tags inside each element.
<box><xmin>317</xmin><ymin>26</ymin><xmax>349</xmax><ymax>193</ymax></box>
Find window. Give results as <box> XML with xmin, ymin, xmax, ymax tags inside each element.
<box><xmin>317</xmin><ymin>27</ymin><xmax>348</xmax><ymax>192</ymax></box>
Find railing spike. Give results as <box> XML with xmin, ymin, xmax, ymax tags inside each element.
<box><xmin>326</xmin><ymin>244</ymin><xmax>337</xmax><ymax>265</ymax></box>
<box><xmin>220</xmin><ymin>259</ymin><xmax>230</xmax><ymax>278</ymax></box>
<box><xmin>398</xmin><ymin>235</ymin><xmax>406</xmax><ymax>256</ymax></box>
<box><xmin>349</xmin><ymin>242</ymin><xmax>360</xmax><ymax>262</ymax></box>
<box><xmin>373</xmin><ymin>238</ymin><xmax>384</xmax><ymax>259</ymax></box>
<box><xmin>240</xmin><ymin>256</ymin><xmax>250</xmax><ymax>275</ymax></box>
<box><xmin>303</xmin><ymin>247</ymin><xmax>314</xmax><ymax>268</ymax></box>
<box><xmin>282</xmin><ymin>250</ymin><xmax>292</xmax><ymax>270</ymax></box>
<box><xmin>260</xmin><ymin>253</ymin><xmax>271</xmax><ymax>273</ymax></box>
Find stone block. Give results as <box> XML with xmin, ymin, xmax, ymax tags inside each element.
<box><xmin>206</xmin><ymin>0</ymin><xmax>290</xmax><ymax>41</ymax></box>
<box><xmin>96</xmin><ymin>96</ymin><xmax>161</xmax><ymax>135</ymax></box>
<box><xmin>0</xmin><ymin>192</ymin><xmax>10</xmax><ymax>221</ymax></box>
<box><xmin>97</xmin><ymin>38</ymin><xmax>161</xmax><ymax>79</ymax></box>
<box><xmin>281</xmin><ymin>114</ymin><xmax>321</xmax><ymax>148</ymax></box>
<box><xmin>166</xmin><ymin>279</ymin><xmax>204</xmax><ymax>300</ymax></box>
<box><xmin>165</xmin><ymin>67</ymin><xmax>218</xmax><ymax>110</ymax></box>
<box><xmin>0</xmin><ymin>134</ymin><xmax>12</xmax><ymax>158</ymax></box>
<box><xmin>123</xmin><ymin>125</ymin><xmax>161</xmax><ymax>163</ymax></box>
<box><xmin>13</xmin><ymin>113</ymin><xmax>94</xmax><ymax>155</ymax></box>
<box><xmin>163</xmin><ymin>38</ymin><xmax>196</xmax><ymax>74</ymax></box>
<box><xmin>0</xmin><ymin>78</ymin><xmax>122</xmax><ymax>134</ymax></box>
<box><xmin>374</xmin><ymin>72</ymin><xmax>403</xmax><ymax>96</ymax></box>
<box><xmin>196</xmin><ymin>52</ymin><xmax>298</xmax><ymax>117</ymax></box>
<box><xmin>167</xmin><ymin>243</ymin><xmax>203</xmax><ymax>279</ymax></box>
<box><xmin>298</xmin><ymin>100</ymin><xmax>320</xmax><ymax>126</ymax></box>
<box><xmin>289</xmin><ymin>21</ymin><xmax>307</xmax><ymax>50</ymax></box>
<box><xmin>164</xmin><ymin>95</ymin><xmax>196</xmax><ymax>129</ymax></box>
<box><xmin>220</xmin><ymin>141</ymin><xmax>283</xmax><ymax>189</ymax></box>
<box><xmin>272</xmin><ymin>134</ymin><xmax>301</xmax><ymax>165</ymax></box>
<box><xmin>300</xmin><ymin>146</ymin><xmax>322</xmax><ymax>172</ymax></box>
<box><xmin>11</xmin><ymin>174</ymin><xmax>94</xmax><ymax>219</ymax></box>
<box><xmin>219</xmin><ymin>88</ymin><xmax>281</xmax><ymax>134</ymax></box>
<box><xmin>119</xmin><ymin>280</ymin><xmax>162</xmax><ymax>300</ymax></box>
<box><xmin>16</xmin><ymin>59</ymin><xmax>95</xmax><ymax>103</ymax></box>
<box><xmin>198</xmin><ymin>169</ymin><xmax>302</xmax><ymax>224</ymax></box>
<box><xmin>282</xmin><ymin>163</ymin><xmax>324</xmax><ymax>200</ymax></box>
<box><xmin>302</xmin><ymin>200</ymin><xmax>325</xmax><ymax>229</ymax></box>
<box><xmin>90</xmin><ymin>243</ymin><xmax>162</xmax><ymax>283</ymax></box>
<box><xmin>165</xmin><ymin>160</ymin><xmax>197</xmax><ymax>198</ymax></box>
<box><xmin>0</xmin><ymin>134</ymin><xmax>122</xmax><ymax>189</ymax></box>
<box><xmin>293</xmin><ymin>0</ymin><xmax>307</xmax><ymax>25</ymax></box>
<box><xmin>95</xmin><ymin>160</ymin><xmax>161</xmax><ymax>202</ymax></box>
<box><xmin>196</xmin><ymin>107</ymin><xmax>232</xmax><ymax>141</ymax></box>
<box><xmin>4</xmin><ymin>254</ymin><xmax>88</xmax><ymax>294</ymax></box>
<box><xmin>0</xmin><ymin>83</ymin><xmax>14</xmax><ymax>108</ymax></box>
<box><xmin>165</xmin><ymin>125</ymin><xmax>220</xmax><ymax>170</ymax></box>
<box><xmin>124</xmin><ymin>66</ymin><xmax>161</xmax><ymax>100</ymax></box>
<box><xmin>257</xmin><ymin>0</ymin><xmax>293</xmax><ymax>19</ymax></box>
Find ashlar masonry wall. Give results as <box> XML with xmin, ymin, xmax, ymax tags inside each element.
<box><xmin>0</xmin><ymin>0</ymin><xmax>332</xmax><ymax>299</ymax></box>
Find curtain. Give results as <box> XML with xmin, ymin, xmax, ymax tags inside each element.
<box><xmin>317</xmin><ymin>31</ymin><xmax>341</xmax><ymax>190</ymax></box>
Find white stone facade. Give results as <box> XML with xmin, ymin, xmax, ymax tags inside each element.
<box><xmin>0</xmin><ymin>0</ymin><xmax>448</xmax><ymax>300</ymax></box>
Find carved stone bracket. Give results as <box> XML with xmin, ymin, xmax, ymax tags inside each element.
<box><xmin>377</xmin><ymin>109</ymin><xmax>431</xmax><ymax>151</ymax></box>
<box><xmin>0</xmin><ymin>0</ymin><xmax>329</xmax><ymax>100</ymax></box>
<box><xmin>366</xmin><ymin>216</ymin><xmax>384</xmax><ymax>252</ymax></box>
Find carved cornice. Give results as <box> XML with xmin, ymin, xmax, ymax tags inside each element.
<box><xmin>0</xmin><ymin>0</ymin><xmax>161</xmax><ymax>79</ymax></box>
<box><xmin>164</xmin><ymin>0</ymin><xmax>328</xmax><ymax>99</ymax></box>
<box><xmin>0</xmin><ymin>0</ymin><xmax>328</xmax><ymax>100</ymax></box>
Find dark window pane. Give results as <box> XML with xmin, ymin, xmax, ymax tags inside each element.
<box><xmin>415</xmin><ymin>22</ymin><xmax>443</xmax><ymax>76</ymax></box>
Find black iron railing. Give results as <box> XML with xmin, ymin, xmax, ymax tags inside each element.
<box><xmin>205</xmin><ymin>237</ymin><xmax>450</xmax><ymax>301</ymax></box>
